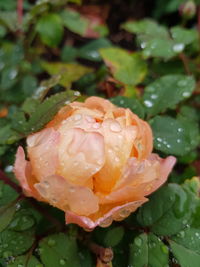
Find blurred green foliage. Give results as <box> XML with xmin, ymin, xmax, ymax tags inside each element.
<box><xmin>0</xmin><ymin>0</ymin><xmax>200</xmax><ymax>266</ymax></box>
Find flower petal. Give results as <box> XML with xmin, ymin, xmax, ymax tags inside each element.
<box><xmin>27</xmin><ymin>128</ymin><xmax>60</xmax><ymax>181</ymax></box>
<box><xmin>57</xmin><ymin>128</ymin><xmax>105</xmax><ymax>186</ymax></box>
<box><xmin>14</xmin><ymin>147</ymin><xmax>42</xmax><ymax>200</ymax></box>
<box><xmin>65</xmin><ymin>198</ymin><xmax>147</xmax><ymax>230</ymax></box>
<box><xmin>34</xmin><ymin>175</ymin><xmax>99</xmax><ymax>216</ymax></box>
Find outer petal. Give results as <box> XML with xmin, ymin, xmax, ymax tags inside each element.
<box><xmin>98</xmin><ymin>154</ymin><xmax>176</xmax><ymax>204</ymax></box>
<box><xmin>65</xmin><ymin>198</ymin><xmax>147</xmax><ymax>230</ymax></box>
<box><xmin>57</xmin><ymin>127</ymin><xmax>105</xmax><ymax>186</ymax></box>
<box><xmin>27</xmin><ymin>128</ymin><xmax>60</xmax><ymax>181</ymax></box>
<box><xmin>14</xmin><ymin>147</ymin><xmax>42</xmax><ymax>200</ymax></box>
<box><xmin>34</xmin><ymin>175</ymin><xmax>99</xmax><ymax>216</ymax></box>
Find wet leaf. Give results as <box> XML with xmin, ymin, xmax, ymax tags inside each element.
<box><xmin>39</xmin><ymin>233</ymin><xmax>80</xmax><ymax>267</ymax></box>
<box><xmin>129</xmin><ymin>233</ymin><xmax>169</xmax><ymax>267</ymax></box>
<box><xmin>36</xmin><ymin>13</ymin><xmax>64</xmax><ymax>47</ymax></box>
<box><xmin>143</xmin><ymin>75</ymin><xmax>195</xmax><ymax>116</ymax></box>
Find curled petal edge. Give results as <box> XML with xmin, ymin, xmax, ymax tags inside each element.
<box><xmin>65</xmin><ymin>198</ymin><xmax>147</xmax><ymax>230</ymax></box>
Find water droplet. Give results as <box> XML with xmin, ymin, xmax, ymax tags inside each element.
<box><xmin>151</xmin><ymin>94</ymin><xmax>158</xmax><ymax>99</ymax></box>
<box><xmin>17</xmin><ymin>265</ymin><xmax>24</xmax><ymax>267</ymax></box>
<box><xmin>9</xmin><ymin>69</ymin><xmax>18</xmax><ymax>80</ymax></box>
<box><xmin>74</xmin><ymin>91</ymin><xmax>80</xmax><ymax>96</ymax></box>
<box><xmin>144</xmin><ymin>100</ymin><xmax>153</xmax><ymax>108</ymax></box>
<box><xmin>15</xmin><ymin>203</ymin><xmax>21</xmax><ymax>211</ymax></box>
<box><xmin>73</xmin><ymin>161</ymin><xmax>78</xmax><ymax>166</ymax></box>
<box><xmin>178</xmin><ymin>80</ymin><xmax>187</xmax><ymax>87</ymax></box>
<box><xmin>178</xmin><ymin>128</ymin><xmax>183</xmax><ymax>132</ymax></box>
<box><xmin>119</xmin><ymin>208</ymin><xmax>130</xmax><ymax>218</ymax></box>
<box><xmin>141</xmin><ymin>42</ymin><xmax>146</xmax><ymax>49</ymax></box>
<box><xmin>74</xmin><ymin>114</ymin><xmax>82</xmax><ymax>121</ymax></box>
<box><xmin>43</xmin><ymin>181</ymin><xmax>49</xmax><ymax>188</ymax></box>
<box><xmin>182</xmin><ymin>91</ymin><xmax>190</xmax><ymax>97</ymax></box>
<box><xmin>179</xmin><ymin>231</ymin><xmax>185</xmax><ymax>238</ymax></box>
<box><xmin>195</xmin><ymin>232</ymin><xmax>200</xmax><ymax>237</ymax></box>
<box><xmin>173</xmin><ymin>43</ymin><xmax>185</xmax><ymax>53</ymax></box>
<box><xmin>115</xmin><ymin>157</ymin><xmax>120</xmax><ymax>162</ymax></box>
<box><xmin>157</xmin><ymin>137</ymin><xmax>162</xmax><ymax>142</ymax></box>
<box><xmin>69</xmin><ymin>187</ymin><xmax>75</xmax><ymax>193</ymax></box>
<box><xmin>119</xmin><ymin>99</ymin><xmax>125</xmax><ymax>105</ymax></box>
<box><xmin>93</xmin><ymin>123</ymin><xmax>100</xmax><ymax>129</ymax></box>
<box><xmin>177</xmin><ymin>139</ymin><xmax>181</xmax><ymax>143</ymax></box>
<box><xmin>134</xmin><ymin>237</ymin><xmax>142</xmax><ymax>247</ymax></box>
<box><xmin>4</xmin><ymin>165</ymin><xmax>13</xmax><ymax>172</ymax></box>
<box><xmin>48</xmin><ymin>239</ymin><xmax>56</xmax><ymax>246</ymax></box>
<box><xmin>166</xmin><ymin>144</ymin><xmax>171</xmax><ymax>148</ymax></box>
<box><xmin>85</xmin><ymin>116</ymin><xmax>94</xmax><ymax>123</ymax></box>
<box><xmin>60</xmin><ymin>259</ymin><xmax>66</xmax><ymax>265</ymax></box>
<box><xmin>110</xmin><ymin>122</ymin><xmax>121</xmax><ymax>132</ymax></box>
<box><xmin>99</xmin><ymin>217</ymin><xmax>112</xmax><ymax>227</ymax></box>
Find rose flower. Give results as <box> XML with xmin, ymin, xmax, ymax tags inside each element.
<box><xmin>14</xmin><ymin>97</ymin><xmax>176</xmax><ymax>230</ymax></box>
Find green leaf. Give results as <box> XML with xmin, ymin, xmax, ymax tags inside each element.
<box><xmin>169</xmin><ymin>240</ymin><xmax>200</xmax><ymax>267</ymax></box>
<box><xmin>103</xmin><ymin>226</ymin><xmax>125</xmax><ymax>247</ymax></box>
<box><xmin>100</xmin><ymin>48</ymin><xmax>147</xmax><ymax>86</ymax></box>
<box><xmin>8</xmin><ymin>208</ymin><xmax>35</xmax><ymax>231</ymax></box>
<box><xmin>78</xmin><ymin>38</ymin><xmax>112</xmax><ymax>62</ymax></box>
<box><xmin>12</xmin><ymin>91</ymin><xmax>79</xmax><ymax>135</ymax></box>
<box><xmin>171</xmin><ymin>26</ymin><xmax>198</xmax><ymax>46</ymax></box>
<box><xmin>137</xmin><ymin>183</ymin><xmax>196</xmax><ymax>236</ymax></box>
<box><xmin>42</xmin><ymin>62</ymin><xmax>92</xmax><ymax>88</ymax></box>
<box><xmin>7</xmin><ymin>254</ymin><xmax>42</xmax><ymax>267</ymax></box>
<box><xmin>150</xmin><ymin>115</ymin><xmax>200</xmax><ymax>156</ymax></box>
<box><xmin>0</xmin><ymin>11</ymin><xmax>18</xmax><ymax>32</ymax></box>
<box><xmin>39</xmin><ymin>232</ymin><xmax>80</xmax><ymax>267</ymax></box>
<box><xmin>0</xmin><ymin>229</ymin><xmax>35</xmax><ymax>258</ymax></box>
<box><xmin>110</xmin><ymin>96</ymin><xmax>145</xmax><ymax>118</ymax></box>
<box><xmin>129</xmin><ymin>233</ymin><xmax>169</xmax><ymax>267</ymax></box>
<box><xmin>122</xmin><ymin>19</ymin><xmax>169</xmax><ymax>38</ymax></box>
<box><xmin>0</xmin><ymin>203</ymin><xmax>16</xmax><ymax>232</ymax></box>
<box><xmin>0</xmin><ymin>125</ymin><xmax>21</xmax><ymax>145</ymax></box>
<box><xmin>36</xmin><ymin>13</ymin><xmax>64</xmax><ymax>47</ymax></box>
<box><xmin>143</xmin><ymin>75</ymin><xmax>195</xmax><ymax>116</ymax></box>
<box><xmin>60</xmin><ymin>9</ymin><xmax>89</xmax><ymax>36</ymax></box>
<box><xmin>0</xmin><ymin>181</ymin><xmax>18</xmax><ymax>207</ymax></box>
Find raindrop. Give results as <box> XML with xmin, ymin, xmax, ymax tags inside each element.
<box><xmin>166</xmin><ymin>144</ymin><xmax>171</xmax><ymax>148</ymax></box>
<box><xmin>85</xmin><ymin>116</ymin><xmax>94</xmax><ymax>123</ymax></box>
<box><xmin>48</xmin><ymin>239</ymin><xmax>56</xmax><ymax>247</ymax></box>
<box><xmin>15</xmin><ymin>203</ymin><xmax>21</xmax><ymax>211</ymax></box>
<box><xmin>74</xmin><ymin>91</ymin><xmax>80</xmax><ymax>96</ymax></box>
<box><xmin>157</xmin><ymin>137</ymin><xmax>162</xmax><ymax>142</ymax></box>
<box><xmin>9</xmin><ymin>69</ymin><xmax>18</xmax><ymax>80</ymax></box>
<box><xmin>195</xmin><ymin>232</ymin><xmax>200</xmax><ymax>237</ymax></box>
<box><xmin>93</xmin><ymin>123</ymin><xmax>100</xmax><ymax>129</ymax></box>
<box><xmin>177</xmin><ymin>139</ymin><xmax>181</xmax><ymax>143</ymax></box>
<box><xmin>4</xmin><ymin>165</ymin><xmax>13</xmax><ymax>172</ymax></box>
<box><xmin>151</xmin><ymin>94</ymin><xmax>158</xmax><ymax>99</ymax></box>
<box><xmin>173</xmin><ymin>43</ymin><xmax>185</xmax><ymax>53</ymax></box>
<box><xmin>144</xmin><ymin>100</ymin><xmax>153</xmax><ymax>108</ymax></box>
<box><xmin>179</xmin><ymin>231</ymin><xmax>185</xmax><ymax>238</ymax></box>
<box><xmin>182</xmin><ymin>91</ymin><xmax>190</xmax><ymax>97</ymax></box>
<box><xmin>99</xmin><ymin>217</ymin><xmax>112</xmax><ymax>227</ymax></box>
<box><xmin>115</xmin><ymin>157</ymin><xmax>120</xmax><ymax>162</ymax></box>
<box><xmin>178</xmin><ymin>80</ymin><xmax>187</xmax><ymax>87</ymax></box>
<box><xmin>134</xmin><ymin>237</ymin><xmax>142</xmax><ymax>247</ymax></box>
<box><xmin>141</xmin><ymin>42</ymin><xmax>146</xmax><ymax>49</ymax></box>
<box><xmin>119</xmin><ymin>99</ymin><xmax>125</xmax><ymax>105</ymax></box>
<box><xmin>43</xmin><ymin>181</ymin><xmax>49</xmax><ymax>188</ymax></box>
<box><xmin>74</xmin><ymin>114</ymin><xmax>82</xmax><ymax>121</ymax></box>
<box><xmin>110</xmin><ymin>122</ymin><xmax>121</xmax><ymax>132</ymax></box>
<box><xmin>64</xmin><ymin>100</ymin><xmax>70</xmax><ymax>105</ymax></box>
<box><xmin>178</xmin><ymin>128</ymin><xmax>183</xmax><ymax>132</ymax></box>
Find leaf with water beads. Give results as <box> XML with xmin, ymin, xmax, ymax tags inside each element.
<box><xmin>129</xmin><ymin>233</ymin><xmax>169</xmax><ymax>267</ymax></box>
<box><xmin>137</xmin><ymin>183</ymin><xmax>197</xmax><ymax>236</ymax></box>
<box><xmin>38</xmin><ymin>233</ymin><xmax>80</xmax><ymax>267</ymax></box>
<box><xmin>143</xmin><ymin>74</ymin><xmax>195</xmax><ymax>117</ymax></box>
<box><xmin>150</xmin><ymin>115</ymin><xmax>199</xmax><ymax>156</ymax></box>
<box><xmin>11</xmin><ymin>91</ymin><xmax>79</xmax><ymax>136</ymax></box>
<box><xmin>7</xmin><ymin>254</ymin><xmax>42</xmax><ymax>267</ymax></box>
<box><xmin>0</xmin><ymin>229</ymin><xmax>35</xmax><ymax>258</ymax></box>
<box><xmin>0</xmin><ymin>203</ymin><xmax>16</xmax><ymax>232</ymax></box>
<box><xmin>169</xmin><ymin>239</ymin><xmax>200</xmax><ymax>267</ymax></box>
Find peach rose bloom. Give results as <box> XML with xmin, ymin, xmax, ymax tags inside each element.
<box><xmin>14</xmin><ymin>97</ymin><xmax>176</xmax><ymax>230</ymax></box>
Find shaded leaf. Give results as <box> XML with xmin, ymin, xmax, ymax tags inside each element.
<box><xmin>0</xmin><ymin>203</ymin><xmax>16</xmax><ymax>232</ymax></box>
<box><xmin>61</xmin><ymin>9</ymin><xmax>89</xmax><ymax>36</ymax></box>
<box><xmin>7</xmin><ymin>254</ymin><xmax>42</xmax><ymax>267</ymax></box>
<box><xmin>36</xmin><ymin>13</ymin><xmax>64</xmax><ymax>47</ymax></box>
<box><xmin>100</xmin><ymin>48</ymin><xmax>147</xmax><ymax>85</ymax></box>
<box><xmin>42</xmin><ymin>61</ymin><xmax>92</xmax><ymax>88</ymax></box>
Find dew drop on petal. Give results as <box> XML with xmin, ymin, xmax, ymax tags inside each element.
<box><xmin>110</xmin><ymin>122</ymin><xmax>121</xmax><ymax>132</ymax></box>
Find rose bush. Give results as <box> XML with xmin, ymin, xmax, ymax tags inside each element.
<box><xmin>14</xmin><ymin>97</ymin><xmax>176</xmax><ymax>230</ymax></box>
